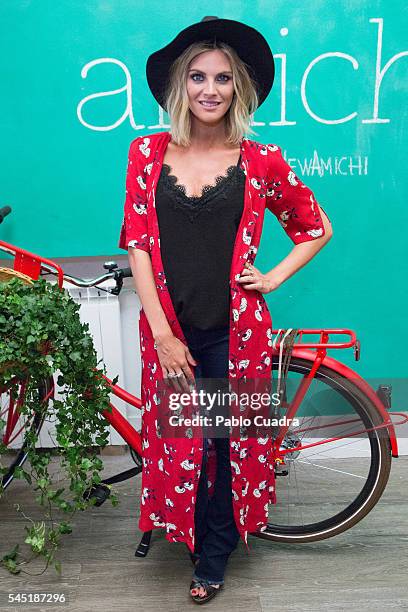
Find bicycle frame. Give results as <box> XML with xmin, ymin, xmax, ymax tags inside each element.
<box><xmin>269</xmin><ymin>329</ymin><xmax>403</xmax><ymax>457</ymax></box>
<box><xmin>280</xmin><ymin>342</ymin><xmax>403</xmax><ymax>458</ymax></box>
<box><xmin>1</xmin><ymin>376</ymin><xmax>54</xmax><ymax>446</ymax></box>
<box><xmin>101</xmin><ymin>334</ymin><xmax>405</xmax><ymax>463</ymax></box>
<box><xmin>1</xmin><ymin>238</ymin><xmax>406</xmax><ymax>460</ymax></box>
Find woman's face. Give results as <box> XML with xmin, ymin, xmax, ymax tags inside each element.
<box><xmin>186</xmin><ymin>49</ymin><xmax>235</xmax><ymax>124</ymax></box>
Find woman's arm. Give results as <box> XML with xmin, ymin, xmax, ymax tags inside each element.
<box><xmin>128</xmin><ymin>247</ymin><xmax>172</xmax><ymax>342</ymax></box>
<box><xmin>128</xmin><ymin>248</ymin><xmax>197</xmax><ymax>391</ymax></box>
<box><xmin>118</xmin><ymin>137</ymin><xmax>172</xmax><ymax>341</ymax></box>
<box><xmin>265</xmin><ymin>204</ymin><xmax>332</xmax><ymax>289</ymax></box>
<box><xmin>238</xmin><ymin>145</ymin><xmax>333</xmax><ymax>294</ymax></box>
<box><xmin>119</xmin><ymin>137</ymin><xmax>196</xmax><ymax>391</ymax></box>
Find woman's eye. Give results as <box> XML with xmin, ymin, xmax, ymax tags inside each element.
<box><xmin>191</xmin><ymin>74</ymin><xmax>230</xmax><ymax>82</ymax></box>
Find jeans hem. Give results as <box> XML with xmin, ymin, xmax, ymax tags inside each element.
<box><xmin>192</xmin><ymin>571</ymin><xmax>225</xmax><ymax>586</ymax></box>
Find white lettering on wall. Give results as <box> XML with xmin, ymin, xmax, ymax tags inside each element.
<box><xmin>77</xmin><ymin>58</ymin><xmax>145</xmax><ymax>131</ymax></box>
<box><xmin>301</xmin><ymin>53</ymin><xmax>359</xmax><ymax>124</ymax></box>
<box><xmin>284</xmin><ymin>151</ymin><xmax>369</xmax><ymax>176</ymax></box>
<box><xmin>362</xmin><ymin>18</ymin><xmax>408</xmax><ymax>124</ymax></box>
<box><xmin>77</xmin><ymin>19</ymin><xmax>406</xmax><ymax>131</ymax></box>
<box><xmin>270</xmin><ymin>53</ymin><xmax>297</xmax><ymax>126</ymax></box>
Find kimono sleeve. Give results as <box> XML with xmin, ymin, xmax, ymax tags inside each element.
<box><xmin>118</xmin><ymin>137</ymin><xmax>149</xmax><ymax>252</ymax></box>
<box><xmin>265</xmin><ymin>144</ymin><xmax>328</xmax><ymax>244</ymax></box>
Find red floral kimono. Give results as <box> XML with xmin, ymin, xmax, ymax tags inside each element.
<box><xmin>118</xmin><ymin>130</ymin><xmax>326</xmax><ymax>554</ymax></box>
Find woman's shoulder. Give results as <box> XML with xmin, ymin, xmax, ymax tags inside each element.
<box><xmin>245</xmin><ymin>137</ymin><xmax>282</xmax><ymax>154</ymax></box>
<box><xmin>130</xmin><ymin>131</ymin><xmax>167</xmax><ymax>145</ymax></box>
<box><xmin>127</xmin><ymin>131</ymin><xmax>167</xmax><ymax>163</ymax></box>
<box><xmin>244</xmin><ymin>138</ymin><xmax>285</xmax><ymax>175</ymax></box>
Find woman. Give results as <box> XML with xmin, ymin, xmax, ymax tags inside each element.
<box><xmin>119</xmin><ymin>16</ymin><xmax>332</xmax><ymax>604</ymax></box>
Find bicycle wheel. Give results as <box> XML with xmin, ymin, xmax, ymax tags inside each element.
<box><xmin>0</xmin><ymin>373</ymin><xmax>53</xmax><ymax>491</ymax></box>
<box><xmin>254</xmin><ymin>356</ymin><xmax>392</xmax><ymax>543</ymax></box>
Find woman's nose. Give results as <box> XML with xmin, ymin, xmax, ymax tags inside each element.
<box><xmin>203</xmin><ymin>80</ymin><xmax>217</xmax><ymax>94</ymax></box>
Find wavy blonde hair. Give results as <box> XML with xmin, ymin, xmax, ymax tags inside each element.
<box><xmin>164</xmin><ymin>40</ymin><xmax>260</xmax><ymax>146</ymax></box>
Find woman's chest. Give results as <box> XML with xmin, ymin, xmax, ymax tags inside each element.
<box><xmin>161</xmin><ymin>148</ymin><xmax>242</xmax><ymax>198</ymax></box>
<box><xmin>155</xmin><ymin>161</ymin><xmax>246</xmax><ymax>227</ymax></box>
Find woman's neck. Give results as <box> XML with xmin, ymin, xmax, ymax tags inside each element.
<box><xmin>188</xmin><ymin>120</ymin><xmax>229</xmax><ymax>151</ymax></box>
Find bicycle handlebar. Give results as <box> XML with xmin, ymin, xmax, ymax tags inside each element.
<box><xmin>0</xmin><ymin>206</ymin><xmax>11</xmax><ymax>224</ymax></box>
<box><xmin>40</xmin><ymin>261</ymin><xmax>134</xmax><ymax>296</ymax></box>
<box><xmin>61</xmin><ymin>265</ymin><xmax>133</xmax><ymax>286</ymax></box>
<box><xmin>121</xmin><ymin>267</ymin><xmax>133</xmax><ymax>278</ymax></box>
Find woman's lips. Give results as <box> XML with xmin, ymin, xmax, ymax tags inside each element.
<box><xmin>199</xmin><ymin>101</ymin><xmax>221</xmax><ymax>108</ymax></box>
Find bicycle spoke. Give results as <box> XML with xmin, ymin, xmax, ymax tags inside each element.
<box><xmin>297</xmin><ymin>434</ymin><xmax>373</xmax><ymax>459</ymax></box>
<box><xmin>297</xmin><ymin>458</ymin><xmax>366</xmax><ymax>479</ymax></box>
<box><xmin>291</xmin><ymin>457</ymin><xmax>305</xmax><ymax>526</ymax></box>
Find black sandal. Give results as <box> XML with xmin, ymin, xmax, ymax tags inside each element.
<box><xmin>189</xmin><ymin>578</ymin><xmax>223</xmax><ymax>604</ymax></box>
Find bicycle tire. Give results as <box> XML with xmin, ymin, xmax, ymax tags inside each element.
<box><xmin>253</xmin><ymin>356</ymin><xmax>392</xmax><ymax>544</ymax></box>
<box><xmin>1</xmin><ymin>375</ymin><xmax>53</xmax><ymax>491</ymax></box>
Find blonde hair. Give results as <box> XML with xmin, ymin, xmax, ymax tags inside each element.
<box><xmin>164</xmin><ymin>40</ymin><xmax>260</xmax><ymax>147</ymax></box>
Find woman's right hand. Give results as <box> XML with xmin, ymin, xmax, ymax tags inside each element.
<box><xmin>154</xmin><ymin>332</ymin><xmax>198</xmax><ymax>393</ymax></box>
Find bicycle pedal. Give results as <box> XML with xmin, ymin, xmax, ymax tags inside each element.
<box><xmin>83</xmin><ymin>483</ymin><xmax>111</xmax><ymax>507</ymax></box>
<box><xmin>274</xmin><ymin>461</ymin><xmax>289</xmax><ymax>476</ymax></box>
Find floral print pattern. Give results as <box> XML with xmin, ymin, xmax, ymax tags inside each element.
<box><xmin>118</xmin><ymin>131</ymin><xmax>326</xmax><ymax>554</ymax></box>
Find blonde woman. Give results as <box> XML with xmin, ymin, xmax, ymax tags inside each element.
<box><xmin>119</xmin><ymin>16</ymin><xmax>332</xmax><ymax>605</ymax></box>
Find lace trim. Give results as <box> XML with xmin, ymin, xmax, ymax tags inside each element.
<box><xmin>159</xmin><ymin>162</ymin><xmax>245</xmax><ymax>222</ymax></box>
<box><xmin>161</xmin><ymin>162</ymin><xmax>239</xmax><ymax>204</ymax></box>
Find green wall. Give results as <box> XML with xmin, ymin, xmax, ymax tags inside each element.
<box><xmin>1</xmin><ymin>1</ymin><xmax>407</xmax><ymax>380</ymax></box>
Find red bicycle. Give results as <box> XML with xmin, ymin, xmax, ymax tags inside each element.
<box><xmin>1</xmin><ymin>205</ymin><xmax>407</xmax><ymax>556</ymax></box>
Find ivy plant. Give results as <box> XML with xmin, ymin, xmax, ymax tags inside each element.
<box><xmin>0</xmin><ymin>276</ymin><xmax>119</xmax><ymax>575</ymax></box>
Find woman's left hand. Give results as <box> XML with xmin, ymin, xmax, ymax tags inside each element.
<box><xmin>237</xmin><ymin>262</ymin><xmax>280</xmax><ymax>294</ymax></box>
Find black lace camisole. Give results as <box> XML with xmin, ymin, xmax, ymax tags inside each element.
<box><xmin>155</xmin><ymin>154</ymin><xmax>246</xmax><ymax>331</ymax></box>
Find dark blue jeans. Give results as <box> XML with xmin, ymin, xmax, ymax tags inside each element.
<box><xmin>180</xmin><ymin>322</ymin><xmax>241</xmax><ymax>585</ymax></box>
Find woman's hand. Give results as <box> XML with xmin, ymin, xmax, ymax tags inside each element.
<box><xmin>154</xmin><ymin>332</ymin><xmax>197</xmax><ymax>393</ymax></box>
<box><xmin>237</xmin><ymin>262</ymin><xmax>281</xmax><ymax>294</ymax></box>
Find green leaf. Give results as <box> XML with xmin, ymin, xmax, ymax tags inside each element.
<box><xmin>36</xmin><ymin>477</ymin><xmax>49</xmax><ymax>489</ymax></box>
<box><xmin>13</xmin><ymin>466</ymin><xmax>23</xmax><ymax>479</ymax></box>
<box><xmin>25</xmin><ymin>533</ymin><xmax>45</xmax><ymax>553</ymax></box>
<box><xmin>2</xmin><ymin>558</ymin><xmax>21</xmax><ymax>574</ymax></box>
<box><xmin>2</xmin><ymin>544</ymin><xmax>19</xmax><ymax>562</ymax></box>
<box><xmin>110</xmin><ymin>494</ymin><xmax>119</xmax><ymax>507</ymax></box>
<box><xmin>80</xmin><ymin>458</ymin><xmax>93</xmax><ymax>471</ymax></box>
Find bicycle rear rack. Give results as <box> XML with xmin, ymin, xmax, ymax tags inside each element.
<box><xmin>271</xmin><ymin>328</ymin><xmax>360</xmax><ymax>360</ymax></box>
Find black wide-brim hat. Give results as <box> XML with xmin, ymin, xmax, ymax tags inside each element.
<box><xmin>146</xmin><ymin>16</ymin><xmax>275</xmax><ymax>112</ymax></box>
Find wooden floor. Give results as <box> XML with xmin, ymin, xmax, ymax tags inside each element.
<box><xmin>1</xmin><ymin>451</ymin><xmax>407</xmax><ymax>611</ymax></box>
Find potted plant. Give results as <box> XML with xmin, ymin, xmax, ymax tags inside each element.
<box><xmin>0</xmin><ymin>274</ymin><xmax>118</xmax><ymax>575</ymax></box>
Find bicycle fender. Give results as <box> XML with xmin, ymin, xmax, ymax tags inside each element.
<box><xmin>289</xmin><ymin>348</ymin><xmax>399</xmax><ymax>458</ymax></box>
